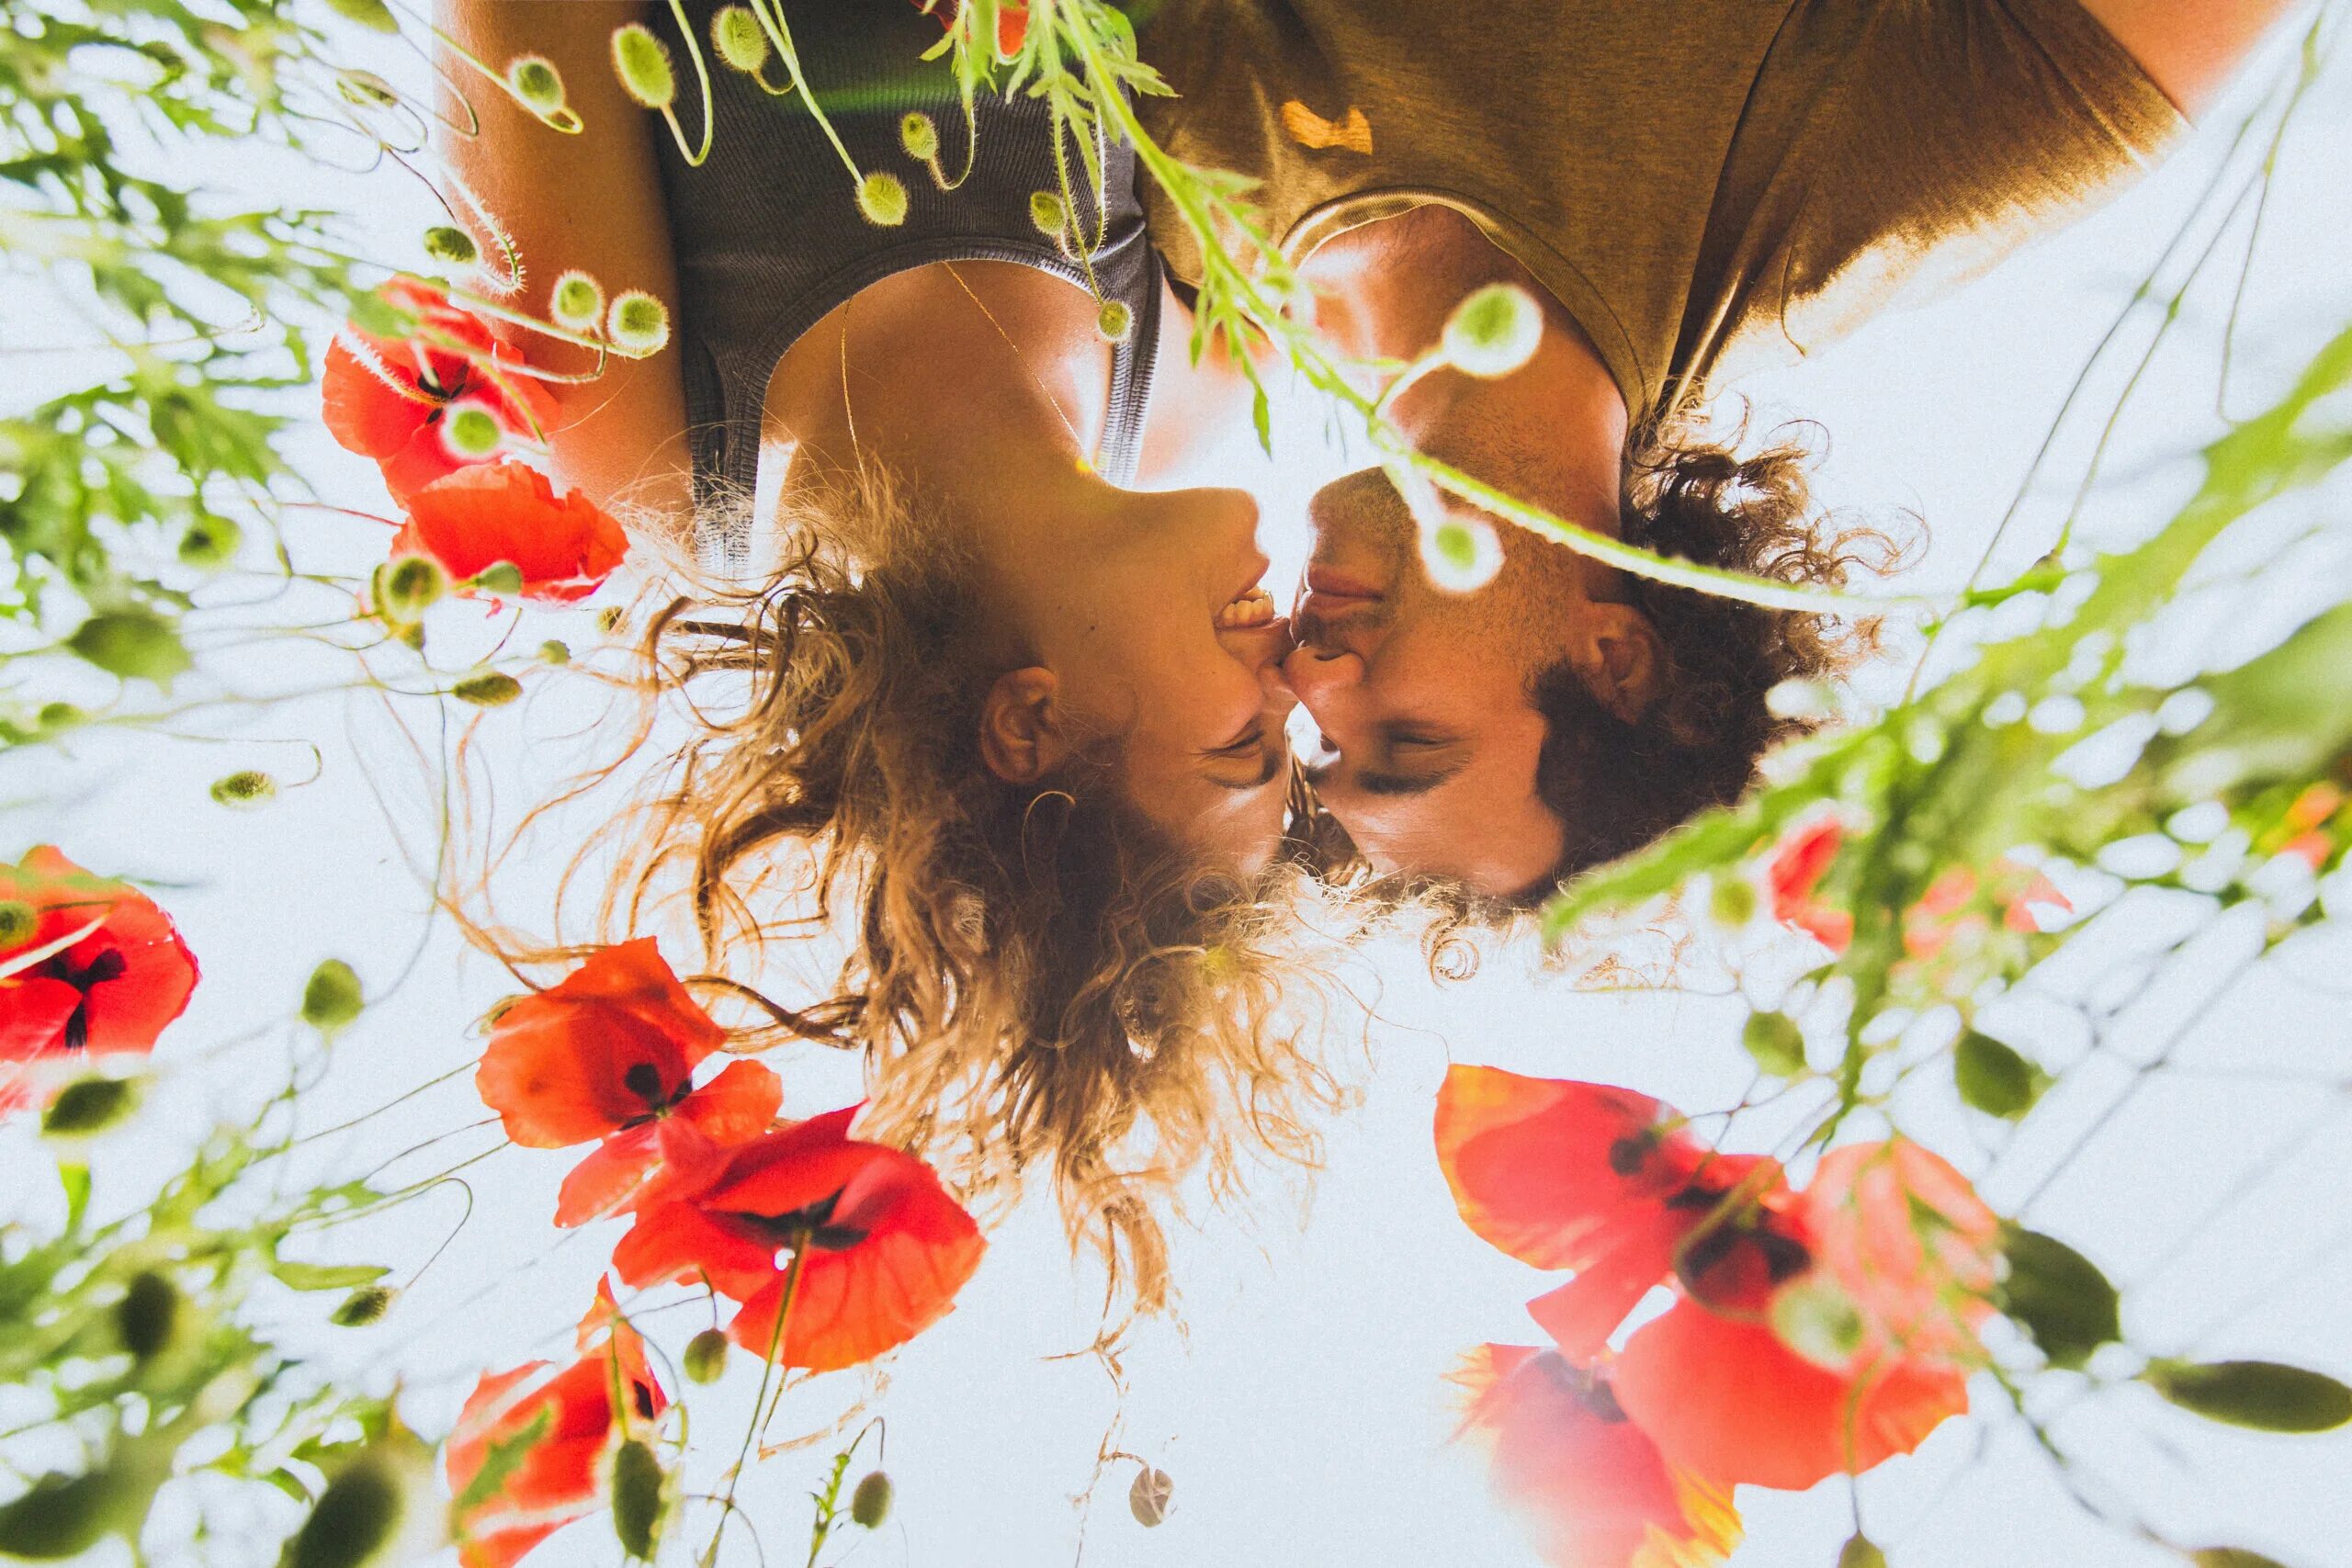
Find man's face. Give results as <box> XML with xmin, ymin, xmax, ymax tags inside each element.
<box><xmin>1283</xmin><ymin>468</ymin><xmax>1596</xmax><ymax>897</ymax></box>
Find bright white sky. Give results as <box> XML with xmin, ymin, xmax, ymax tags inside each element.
<box><xmin>3</xmin><ymin>9</ymin><xmax>2349</xmax><ymax>1568</ymax></box>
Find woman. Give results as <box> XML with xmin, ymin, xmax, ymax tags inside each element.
<box><xmin>436</xmin><ymin>0</ymin><xmax>1335</xmax><ymax>1310</ymax></box>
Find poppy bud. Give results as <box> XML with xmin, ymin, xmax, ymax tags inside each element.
<box><xmin>1096</xmin><ymin>299</ymin><xmax>1134</xmax><ymax>344</ymax></box>
<box><xmin>1440</xmin><ymin>283</ymin><xmax>1543</xmax><ymax>378</ymax></box>
<box><xmin>41</xmin><ymin>1076</ymin><xmax>140</xmax><ymax>1136</ymax></box>
<box><xmin>0</xmin><ymin>899</ymin><xmax>38</xmax><ymax>947</ymax></box>
<box><xmin>283</xmin><ymin>1434</ymin><xmax>438</xmax><ymax>1568</ymax></box>
<box><xmin>538</xmin><ymin>639</ymin><xmax>571</xmax><ymax>667</ymax></box>
<box><xmin>609</xmin><ymin>1438</ymin><xmax>667</xmax><ymax>1560</ymax></box>
<box><xmin>1998</xmin><ymin>1225</ymin><xmax>2120</xmax><ymax>1371</ymax></box>
<box><xmin>551</xmin><ymin>269</ymin><xmax>605</xmax><ymax>333</ymax></box>
<box><xmin>470</xmin><ymin>561</ymin><xmax>526</xmax><ymax>596</ymax></box>
<box><xmin>441</xmin><ymin>401</ymin><xmax>505</xmax><ymax>461</ymax></box>
<box><xmin>38</xmin><ymin>702</ymin><xmax>85</xmax><ymax>733</ymax></box>
<box><xmin>610</xmin><ymin>24</ymin><xmax>675</xmax><ymax>110</ymax></box>
<box><xmin>453</xmin><ymin>671</ymin><xmax>523</xmax><ymax>708</ymax></box>
<box><xmin>210</xmin><ymin>769</ymin><xmax>277</xmax><ymax>807</ymax></box>
<box><xmin>423</xmin><ymin>224</ymin><xmax>478</xmax><ymax>267</ymax></box>
<box><xmin>858</xmin><ymin>172</ymin><xmax>909</xmax><ymax>228</ymax></box>
<box><xmin>67</xmin><ymin>608</ymin><xmax>191</xmax><ymax>688</ymax></box>
<box><xmin>608</xmin><ymin>291</ymin><xmax>672</xmax><ymax>355</ymax></box>
<box><xmin>1838</xmin><ymin>1534</ymin><xmax>1888</xmax><ymax>1568</ymax></box>
<box><xmin>710</xmin><ymin>5</ymin><xmax>768</xmax><ymax>72</ymax></box>
<box><xmin>333</xmin><ymin>1285</ymin><xmax>394</xmax><ymax>1326</ymax></box>
<box><xmin>115</xmin><ymin>1270</ymin><xmax>179</xmax><ymax>1361</ymax></box>
<box><xmin>1770</xmin><ymin>1275</ymin><xmax>1863</xmax><ymax>1370</ymax></box>
<box><xmin>596</xmin><ymin>605</ymin><xmax>628</xmax><ymax>636</ymax></box>
<box><xmin>336</xmin><ymin>70</ymin><xmax>401</xmax><ymax>109</ymax></box>
<box><xmin>850</xmin><ymin>1470</ymin><xmax>892</xmax><ymax>1529</ymax></box>
<box><xmin>381</xmin><ymin>553</ymin><xmax>447</xmax><ymax>623</ymax></box>
<box><xmin>1954</xmin><ymin>1031</ymin><xmax>2041</xmax><ymax>1120</ymax></box>
<box><xmin>683</xmin><ymin>1327</ymin><xmax>729</xmax><ymax>1384</ymax></box>
<box><xmin>899</xmin><ymin>111</ymin><xmax>938</xmax><ymax>162</ymax></box>
<box><xmin>302</xmin><ymin>958</ymin><xmax>365</xmax><ymax>1035</ymax></box>
<box><xmin>1742</xmin><ymin>1010</ymin><xmax>1806</xmax><ymax>1077</ymax></box>
<box><xmin>1419</xmin><ymin>513</ymin><xmax>1502</xmax><ymax>593</ymax></box>
<box><xmin>1710</xmin><ymin>875</ymin><xmax>1757</xmax><ymax>928</ymax></box>
<box><xmin>1029</xmin><ymin>189</ymin><xmax>1068</xmax><ymax>237</ymax></box>
<box><xmin>0</xmin><ymin>1466</ymin><xmax>135</xmax><ymax>1560</ymax></box>
<box><xmin>2143</xmin><ymin>1359</ymin><xmax>2352</xmax><ymax>1433</ymax></box>
<box><xmin>1128</xmin><ymin>1465</ymin><xmax>1172</xmax><ymax>1527</ymax></box>
<box><xmin>505</xmin><ymin>54</ymin><xmax>567</xmax><ymax>116</ymax></box>
<box><xmin>178</xmin><ymin>515</ymin><xmax>242</xmax><ymax>568</ymax></box>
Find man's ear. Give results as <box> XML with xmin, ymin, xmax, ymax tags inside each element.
<box><xmin>978</xmin><ymin>667</ymin><xmax>1073</xmax><ymax>783</ymax></box>
<box><xmin>1570</xmin><ymin>604</ymin><xmax>1665</xmax><ymax>725</ymax></box>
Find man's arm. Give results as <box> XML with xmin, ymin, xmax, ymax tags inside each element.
<box><xmin>2076</xmin><ymin>0</ymin><xmax>2303</xmax><ymax>118</ymax></box>
<box><xmin>434</xmin><ymin>0</ymin><xmax>690</xmax><ymax>524</ymax></box>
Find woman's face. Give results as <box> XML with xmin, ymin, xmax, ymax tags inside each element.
<box><xmin>1007</xmin><ymin>484</ymin><xmax>1299</xmax><ymax>874</ymax></box>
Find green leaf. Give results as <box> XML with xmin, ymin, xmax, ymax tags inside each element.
<box><xmin>320</xmin><ymin>0</ymin><xmax>402</xmax><ymax>33</ymax></box>
<box><xmin>2191</xmin><ymin>1551</ymin><xmax>2294</xmax><ymax>1568</ymax></box>
<box><xmin>2143</xmin><ymin>1359</ymin><xmax>2352</xmax><ymax>1433</ymax></box>
<box><xmin>0</xmin><ymin>1468</ymin><xmax>129</xmax><ymax>1560</ymax></box>
<box><xmin>1998</xmin><ymin>1227</ymin><xmax>2120</xmax><ymax>1371</ymax></box>
<box><xmin>1955</xmin><ymin>1031</ymin><xmax>2043</xmax><ymax>1119</ymax></box>
<box><xmin>41</xmin><ymin>1076</ymin><xmax>139</xmax><ymax>1136</ymax></box>
<box><xmin>1743</xmin><ymin>1011</ymin><xmax>1807</xmax><ymax>1077</ymax></box>
<box><xmin>58</xmin><ymin>1162</ymin><xmax>92</xmax><ymax>1234</ymax></box>
<box><xmin>271</xmin><ymin>1260</ymin><xmax>390</xmax><ymax>1292</ymax></box>
<box><xmin>285</xmin><ymin>1448</ymin><xmax>407</xmax><ymax>1568</ymax></box>
<box><xmin>66</xmin><ymin>609</ymin><xmax>190</xmax><ymax>687</ymax></box>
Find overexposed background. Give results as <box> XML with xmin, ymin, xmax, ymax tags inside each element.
<box><xmin>2</xmin><ymin>8</ymin><xmax>2349</xmax><ymax>1567</ymax></box>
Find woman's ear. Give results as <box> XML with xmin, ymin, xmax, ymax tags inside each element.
<box><xmin>1570</xmin><ymin>604</ymin><xmax>1665</xmax><ymax>725</ymax></box>
<box><xmin>978</xmin><ymin>667</ymin><xmax>1073</xmax><ymax>783</ymax></box>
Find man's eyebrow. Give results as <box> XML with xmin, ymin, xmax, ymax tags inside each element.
<box><xmin>1354</xmin><ymin>756</ymin><xmax>1468</xmax><ymax>796</ymax></box>
<box><xmin>1206</xmin><ymin>749</ymin><xmax>1285</xmax><ymax>792</ymax></box>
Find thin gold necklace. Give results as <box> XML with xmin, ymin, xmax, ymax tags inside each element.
<box><xmin>939</xmin><ymin>261</ymin><xmax>1094</xmax><ymax>468</ymax></box>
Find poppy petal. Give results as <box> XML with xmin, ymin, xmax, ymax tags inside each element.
<box><xmin>612</xmin><ymin>1198</ymin><xmax>779</xmax><ymax>1302</ymax></box>
<box><xmin>398</xmin><ymin>462</ymin><xmax>629</xmax><ymax>604</ymax></box>
<box><xmin>725</xmin><ymin>1185</ymin><xmax>985</xmax><ymax>1373</ymax></box>
<box><xmin>553</xmin><ymin>1125</ymin><xmax>665</xmax><ymax>1227</ymax></box>
<box><xmin>676</xmin><ymin>1058</ymin><xmax>782</xmax><ymax>1145</ymax></box>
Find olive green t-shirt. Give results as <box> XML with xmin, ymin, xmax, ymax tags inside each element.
<box><xmin>1136</xmin><ymin>0</ymin><xmax>2182</xmax><ymax>420</ymax></box>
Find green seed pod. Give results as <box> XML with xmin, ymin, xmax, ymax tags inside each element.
<box><xmin>67</xmin><ymin>609</ymin><xmax>191</xmax><ymax>688</ymax></box>
<box><xmin>0</xmin><ymin>900</ymin><xmax>40</xmax><ymax>948</ymax></box>
<box><xmin>332</xmin><ymin>1285</ymin><xmax>394</xmax><ymax>1326</ymax></box>
<box><xmin>302</xmin><ymin>959</ymin><xmax>365</xmax><ymax>1035</ymax></box>
<box><xmin>711</xmin><ymin>6</ymin><xmax>768</xmax><ymax>73</ymax></box>
<box><xmin>596</xmin><ymin>605</ymin><xmax>628</xmax><ymax>636</ymax></box>
<box><xmin>37</xmin><ymin>703</ymin><xmax>85</xmax><ymax>733</ymax></box>
<box><xmin>1029</xmin><ymin>189</ymin><xmax>1068</xmax><ymax>237</ymax></box>
<box><xmin>453</xmin><ymin>671</ymin><xmax>524</xmax><ymax>708</ymax></box>
<box><xmin>683</xmin><ymin>1327</ymin><xmax>729</xmax><ymax>1384</ymax></box>
<box><xmin>1838</xmin><ymin>1534</ymin><xmax>1889</xmax><ymax>1568</ymax></box>
<box><xmin>537</xmin><ymin>639</ymin><xmax>571</xmax><ymax>667</ymax></box>
<box><xmin>610</xmin><ymin>23</ymin><xmax>675</xmax><ymax>109</ymax></box>
<box><xmin>850</xmin><ymin>1470</ymin><xmax>893</xmax><ymax>1529</ymax></box>
<box><xmin>470</xmin><ymin>560</ymin><xmax>526</xmax><ymax>596</ymax></box>
<box><xmin>1128</xmin><ymin>1465</ymin><xmax>1172</xmax><ymax>1528</ymax></box>
<box><xmin>1441</xmin><ymin>282</ymin><xmax>1544</xmax><ymax>378</ymax></box>
<box><xmin>423</xmin><ymin>224</ymin><xmax>479</xmax><ymax>267</ymax></box>
<box><xmin>0</xmin><ymin>1466</ymin><xmax>132</xmax><ymax>1559</ymax></box>
<box><xmin>1419</xmin><ymin>513</ymin><xmax>1502</xmax><ymax>592</ymax></box>
<box><xmin>441</xmin><ymin>402</ymin><xmax>505</xmax><ymax>460</ymax></box>
<box><xmin>609</xmin><ymin>1439</ymin><xmax>666</xmax><ymax>1561</ymax></box>
<box><xmin>115</xmin><ymin>1270</ymin><xmax>178</xmax><ymax>1361</ymax></box>
<box><xmin>899</xmin><ymin>111</ymin><xmax>939</xmax><ymax>162</ymax></box>
<box><xmin>2143</xmin><ymin>1359</ymin><xmax>2352</xmax><ymax>1434</ymax></box>
<box><xmin>608</xmin><ymin>290</ymin><xmax>673</xmax><ymax>355</ymax></box>
<box><xmin>1997</xmin><ymin>1225</ymin><xmax>2119</xmax><ymax>1371</ymax></box>
<box><xmin>1954</xmin><ymin>1031</ymin><xmax>2042</xmax><ymax>1120</ymax></box>
<box><xmin>1096</xmin><ymin>299</ymin><xmax>1134</xmax><ymax>344</ymax></box>
<box><xmin>858</xmin><ymin>172</ymin><xmax>910</xmax><ymax>228</ymax></box>
<box><xmin>505</xmin><ymin>55</ymin><xmax>567</xmax><ymax>116</ymax></box>
<box><xmin>550</xmin><ymin>269</ymin><xmax>605</xmax><ymax>333</ymax></box>
<box><xmin>381</xmin><ymin>553</ymin><xmax>447</xmax><ymax>623</ymax></box>
<box><xmin>1710</xmin><ymin>875</ymin><xmax>1758</xmax><ymax>928</ymax></box>
<box><xmin>210</xmin><ymin>769</ymin><xmax>277</xmax><ymax>808</ymax></box>
<box><xmin>286</xmin><ymin>1450</ymin><xmax>402</xmax><ymax>1568</ymax></box>
<box><xmin>1742</xmin><ymin>1011</ymin><xmax>1808</xmax><ymax>1077</ymax></box>
<box><xmin>42</xmin><ymin>1077</ymin><xmax>139</xmax><ymax>1137</ymax></box>
<box><xmin>177</xmin><ymin>515</ymin><xmax>242</xmax><ymax>569</ymax></box>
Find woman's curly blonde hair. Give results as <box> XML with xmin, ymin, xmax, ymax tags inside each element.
<box><xmin>512</xmin><ymin>466</ymin><xmax>1345</xmax><ymax>1321</ymax></box>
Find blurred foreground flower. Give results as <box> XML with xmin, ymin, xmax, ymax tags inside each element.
<box><xmin>391</xmin><ymin>462</ymin><xmax>630</xmax><ymax>605</ymax></box>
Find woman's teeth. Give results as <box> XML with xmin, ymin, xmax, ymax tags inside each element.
<box><xmin>1215</xmin><ymin>586</ymin><xmax>1277</xmax><ymax>629</ymax></box>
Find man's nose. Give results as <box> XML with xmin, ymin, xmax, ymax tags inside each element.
<box><xmin>1283</xmin><ymin>642</ymin><xmax>1363</xmax><ymax>708</ymax></box>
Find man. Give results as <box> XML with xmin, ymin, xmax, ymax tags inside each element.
<box><xmin>1137</xmin><ymin>0</ymin><xmax>2296</xmax><ymax>905</ymax></box>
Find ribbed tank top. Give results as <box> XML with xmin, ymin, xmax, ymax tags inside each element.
<box><xmin>655</xmin><ymin>0</ymin><xmax>1163</xmax><ymax>573</ymax></box>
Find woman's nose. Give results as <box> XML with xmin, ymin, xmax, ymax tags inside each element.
<box><xmin>1283</xmin><ymin>643</ymin><xmax>1362</xmax><ymax>708</ymax></box>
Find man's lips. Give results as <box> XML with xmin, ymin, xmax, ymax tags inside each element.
<box><xmin>1305</xmin><ymin>564</ymin><xmax>1386</xmax><ymax>602</ymax></box>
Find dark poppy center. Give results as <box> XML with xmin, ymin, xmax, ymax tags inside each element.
<box><xmin>630</xmin><ymin>1378</ymin><xmax>657</xmax><ymax>1420</ymax></box>
<box><xmin>49</xmin><ymin>946</ymin><xmax>128</xmax><ymax>1054</ymax></box>
<box><xmin>739</xmin><ymin>1189</ymin><xmax>869</xmax><ymax>1254</ymax></box>
<box><xmin>622</xmin><ymin>1062</ymin><xmax>664</xmax><ymax>1103</ymax></box>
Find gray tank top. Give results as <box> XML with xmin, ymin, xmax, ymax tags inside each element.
<box><xmin>655</xmin><ymin>0</ymin><xmax>1163</xmax><ymax>573</ymax></box>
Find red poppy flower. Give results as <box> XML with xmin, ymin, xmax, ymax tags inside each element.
<box><xmin>0</xmin><ymin>847</ymin><xmax>198</xmax><ymax>1103</ymax></box>
<box><xmin>446</xmin><ymin>1279</ymin><xmax>667</xmax><ymax>1568</ymax></box>
<box><xmin>322</xmin><ymin>276</ymin><xmax>558</xmax><ymax>506</ymax></box>
<box><xmin>1902</xmin><ymin>865</ymin><xmax>1983</xmax><ymax>960</ymax></box>
<box><xmin>1452</xmin><ymin>1345</ymin><xmax>1740</xmax><ymax>1568</ymax></box>
<box><xmin>910</xmin><ymin>0</ymin><xmax>1027</xmax><ymax>53</ymax></box>
<box><xmin>613</xmin><ymin>1105</ymin><xmax>985</xmax><ymax>1373</ymax></box>
<box><xmin>390</xmin><ymin>461</ymin><xmax>628</xmax><ymax>604</ymax></box>
<box><xmin>475</xmin><ymin>940</ymin><xmax>778</xmax><ymax>1224</ymax></box>
<box><xmin>1767</xmin><ymin>818</ymin><xmax>1853</xmax><ymax>952</ymax></box>
<box><xmin>1997</xmin><ymin>864</ymin><xmax>2072</xmax><ymax>935</ymax></box>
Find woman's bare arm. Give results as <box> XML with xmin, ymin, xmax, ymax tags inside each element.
<box><xmin>2077</xmin><ymin>0</ymin><xmax>2303</xmax><ymax>118</ymax></box>
<box><xmin>433</xmin><ymin>0</ymin><xmax>691</xmax><ymax>525</ymax></box>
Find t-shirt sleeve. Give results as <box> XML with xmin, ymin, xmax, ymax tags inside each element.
<box><xmin>1713</xmin><ymin>0</ymin><xmax>2187</xmax><ymax>367</ymax></box>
